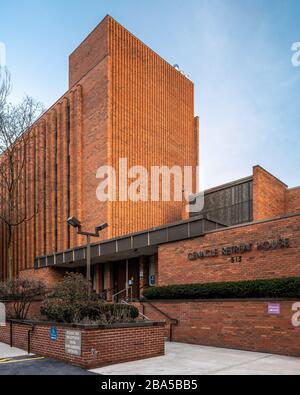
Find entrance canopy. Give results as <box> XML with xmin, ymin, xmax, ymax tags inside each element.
<box><xmin>34</xmin><ymin>215</ymin><xmax>226</xmax><ymax>270</ymax></box>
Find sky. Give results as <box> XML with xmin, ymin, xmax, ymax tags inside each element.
<box><xmin>1</xmin><ymin>0</ymin><xmax>300</xmax><ymax>190</ymax></box>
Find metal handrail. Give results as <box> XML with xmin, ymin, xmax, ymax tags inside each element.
<box><xmin>121</xmin><ymin>300</ymin><xmax>151</xmax><ymax>321</ymax></box>
<box><xmin>141</xmin><ymin>301</ymin><xmax>179</xmax><ymax>341</ymax></box>
<box><xmin>98</xmin><ymin>288</ymin><xmax>114</xmax><ymax>300</ymax></box>
<box><xmin>112</xmin><ymin>287</ymin><xmax>133</xmax><ymax>303</ymax></box>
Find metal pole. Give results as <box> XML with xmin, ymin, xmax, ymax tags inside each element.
<box><xmin>126</xmin><ymin>259</ymin><xmax>129</xmax><ymax>299</ymax></box>
<box><xmin>86</xmin><ymin>235</ymin><xmax>91</xmax><ymax>299</ymax></box>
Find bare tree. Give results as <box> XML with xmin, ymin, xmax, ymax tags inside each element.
<box><xmin>0</xmin><ymin>68</ymin><xmax>44</xmax><ymax>280</ymax></box>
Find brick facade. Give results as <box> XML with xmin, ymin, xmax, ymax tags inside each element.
<box><xmin>253</xmin><ymin>166</ymin><xmax>287</xmax><ymax>220</ymax></box>
<box><xmin>286</xmin><ymin>187</ymin><xmax>300</xmax><ymax>214</ymax></box>
<box><xmin>158</xmin><ymin>214</ymin><xmax>300</xmax><ymax>286</ymax></box>
<box><xmin>0</xmin><ymin>321</ymin><xmax>165</xmax><ymax>369</ymax></box>
<box><xmin>18</xmin><ymin>267</ymin><xmax>66</xmax><ymax>289</ymax></box>
<box><xmin>253</xmin><ymin>165</ymin><xmax>300</xmax><ymax>220</ymax></box>
<box><xmin>0</xmin><ymin>15</ymin><xmax>198</xmax><ymax>280</ymax></box>
<box><xmin>138</xmin><ymin>300</ymin><xmax>300</xmax><ymax>357</ymax></box>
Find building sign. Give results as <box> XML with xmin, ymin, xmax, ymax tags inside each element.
<box><xmin>188</xmin><ymin>238</ymin><xmax>290</xmax><ymax>262</ymax></box>
<box><xmin>0</xmin><ymin>303</ymin><xmax>6</xmax><ymax>327</ymax></box>
<box><xmin>50</xmin><ymin>327</ymin><xmax>58</xmax><ymax>341</ymax></box>
<box><xmin>268</xmin><ymin>303</ymin><xmax>281</xmax><ymax>315</ymax></box>
<box><xmin>65</xmin><ymin>330</ymin><xmax>82</xmax><ymax>356</ymax></box>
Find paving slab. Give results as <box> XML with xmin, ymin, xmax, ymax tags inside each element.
<box><xmin>90</xmin><ymin>342</ymin><xmax>300</xmax><ymax>376</ymax></box>
<box><xmin>0</xmin><ymin>343</ymin><xmax>29</xmax><ymax>359</ymax></box>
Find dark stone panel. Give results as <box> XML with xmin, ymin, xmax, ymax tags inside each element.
<box><xmin>168</xmin><ymin>224</ymin><xmax>189</xmax><ymax>242</ymax></box>
<box><xmin>117</xmin><ymin>237</ymin><xmax>132</xmax><ymax>252</ymax></box>
<box><xmin>133</xmin><ymin>234</ymin><xmax>148</xmax><ymax>249</ymax></box>
<box><xmin>149</xmin><ymin>229</ymin><xmax>168</xmax><ymax>245</ymax></box>
<box><xmin>64</xmin><ymin>251</ymin><xmax>74</xmax><ymax>263</ymax></box>
<box><xmin>75</xmin><ymin>248</ymin><xmax>85</xmax><ymax>261</ymax></box>
<box><xmin>91</xmin><ymin>245</ymin><xmax>99</xmax><ymax>258</ymax></box>
<box><xmin>205</xmin><ymin>220</ymin><xmax>219</xmax><ymax>232</ymax></box>
<box><xmin>101</xmin><ymin>241</ymin><xmax>117</xmax><ymax>256</ymax></box>
<box><xmin>190</xmin><ymin>220</ymin><xmax>205</xmax><ymax>238</ymax></box>
<box><xmin>55</xmin><ymin>253</ymin><xmax>64</xmax><ymax>265</ymax></box>
<box><xmin>191</xmin><ymin>180</ymin><xmax>253</xmax><ymax>226</ymax></box>
<box><xmin>47</xmin><ymin>255</ymin><xmax>55</xmax><ymax>266</ymax></box>
<box><xmin>40</xmin><ymin>257</ymin><xmax>47</xmax><ymax>268</ymax></box>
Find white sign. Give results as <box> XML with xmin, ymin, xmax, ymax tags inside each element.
<box><xmin>65</xmin><ymin>330</ymin><xmax>82</xmax><ymax>356</ymax></box>
<box><xmin>292</xmin><ymin>302</ymin><xmax>300</xmax><ymax>328</ymax></box>
<box><xmin>0</xmin><ymin>303</ymin><xmax>6</xmax><ymax>327</ymax></box>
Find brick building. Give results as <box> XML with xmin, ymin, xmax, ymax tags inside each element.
<box><xmin>0</xmin><ymin>15</ymin><xmax>198</xmax><ymax>280</ymax></box>
<box><xmin>1</xmin><ymin>16</ymin><xmax>300</xmax><ymax>303</ymax></box>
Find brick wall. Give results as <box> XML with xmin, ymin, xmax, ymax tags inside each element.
<box><xmin>69</xmin><ymin>16</ymin><xmax>109</xmax><ymax>88</ymax></box>
<box><xmin>286</xmin><ymin>187</ymin><xmax>300</xmax><ymax>215</ymax></box>
<box><xmin>68</xmin><ymin>14</ymin><xmax>199</xmax><ymax>239</ymax></box>
<box><xmin>253</xmin><ymin>166</ymin><xmax>286</xmax><ymax>221</ymax></box>
<box><xmin>18</xmin><ymin>267</ymin><xmax>66</xmax><ymax>289</ymax></box>
<box><xmin>252</xmin><ymin>166</ymin><xmax>300</xmax><ymax>220</ymax></box>
<box><xmin>107</xmin><ymin>17</ymin><xmax>198</xmax><ymax>237</ymax></box>
<box><xmin>1</xmin><ymin>15</ymin><xmax>198</xmax><ymax>280</ymax></box>
<box><xmin>0</xmin><ymin>321</ymin><xmax>165</xmax><ymax>369</ymax></box>
<box><xmin>158</xmin><ymin>214</ymin><xmax>300</xmax><ymax>286</ymax></box>
<box><xmin>139</xmin><ymin>300</ymin><xmax>300</xmax><ymax>357</ymax></box>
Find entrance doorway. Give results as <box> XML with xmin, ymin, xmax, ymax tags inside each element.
<box><xmin>112</xmin><ymin>258</ymin><xmax>140</xmax><ymax>301</ymax></box>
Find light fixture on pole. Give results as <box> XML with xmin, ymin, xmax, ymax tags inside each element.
<box><xmin>67</xmin><ymin>217</ymin><xmax>108</xmax><ymax>298</ymax></box>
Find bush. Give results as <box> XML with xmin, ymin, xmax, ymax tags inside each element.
<box><xmin>47</xmin><ymin>272</ymin><xmax>99</xmax><ymax>303</ymax></box>
<box><xmin>143</xmin><ymin>277</ymin><xmax>300</xmax><ymax>300</ymax></box>
<box><xmin>0</xmin><ymin>278</ymin><xmax>46</xmax><ymax>319</ymax></box>
<box><xmin>40</xmin><ymin>273</ymin><xmax>139</xmax><ymax>324</ymax></box>
<box><xmin>41</xmin><ymin>300</ymin><xmax>139</xmax><ymax>324</ymax></box>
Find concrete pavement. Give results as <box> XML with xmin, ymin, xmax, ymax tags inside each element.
<box><xmin>1</xmin><ymin>341</ymin><xmax>300</xmax><ymax>375</ymax></box>
<box><xmin>90</xmin><ymin>342</ymin><xmax>300</xmax><ymax>376</ymax></box>
<box><xmin>0</xmin><ymin>342</ymin><xmax>29</xmax><ymax>359</ymax></box>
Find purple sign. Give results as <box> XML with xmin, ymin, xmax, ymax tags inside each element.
<box><xmin>268</xmin><ymin>303</ymin><xmax>281</xmax><ymax>315</ymax></box>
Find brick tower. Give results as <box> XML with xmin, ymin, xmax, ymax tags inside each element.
<box><xmin>0</xmin><ymin>15</ymin><xmax>199</xmax><ymax>279</ymax></box>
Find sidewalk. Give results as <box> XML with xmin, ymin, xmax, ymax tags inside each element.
<box><xmin>0</xmin><ymin>343</ymin><xmax>29</xmax><ymax>359</ymax></box>
<box><xmin>90</xmin><ymin>342</ymin><xmax>300</xmax><ymax>376</ymax></box>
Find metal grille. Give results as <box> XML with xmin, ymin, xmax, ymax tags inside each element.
<box><xmin>191</xmin><ymin>180</ymin><xmax>253</xmax><ymax>226</ymax></box>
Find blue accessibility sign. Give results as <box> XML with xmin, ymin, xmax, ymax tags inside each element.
<box><xmin>50</xmin><ymin>327</ymin><xmax>58</xmax><ymax>341</ymax></box>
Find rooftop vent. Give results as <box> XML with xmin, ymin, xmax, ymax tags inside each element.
<box><xmin>173</xmin><ymin>64</ymin><xmax>190</xmax><ymax>80</ymax></box>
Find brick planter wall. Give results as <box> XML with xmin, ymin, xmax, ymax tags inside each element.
<box><xmin>0</xmin><ymin>321</ymin><xmax>165</xmax><ymax>369</ymax></box>
<box><xmin>138</xmin><ymin>300</ymin><xmax>300</xmax><ymax>357</ymax></box>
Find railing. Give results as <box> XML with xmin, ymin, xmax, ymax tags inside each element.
<box><xmin>112</xmin><ymin>287</ymin><xmax>133</xmax><ymax>303</ymax></box>
<box><xmin>98</xmin><ymin>288</ymin><xmax>114</xmax><ymax>301</ymax></box>
<box><xmin>140</xmin><ymin>301</ymin><xmax>179</xmax><ymax>341</ymax></box>
<box><xmin>121</xmin><ymin>300</ymin><xmax>151</xmax><ymax>321</ymax></box>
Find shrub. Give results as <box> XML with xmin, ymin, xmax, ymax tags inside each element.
<box><xmin>41</xmin><ymin>300</ymin><xmax>139</xmax><ymax>324</ymax></box>
<box><xmin>143</xmin><ymin>277</ymin><xmax>300</xmax><ymax>300</ymax></box>
<box><xmin>40</xmin><ymin>273</ymin><xmax>139</xmax><ymax>324</ymax></box>
<box><xmin>0</xmin><ymin>278</ymin><xmax>46</xmax><ymax>319</ymax></box>
<box><xmin>47</xmin><ymin>272</ymin><xmax>99</xmax><ymax>303</ymax></box>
